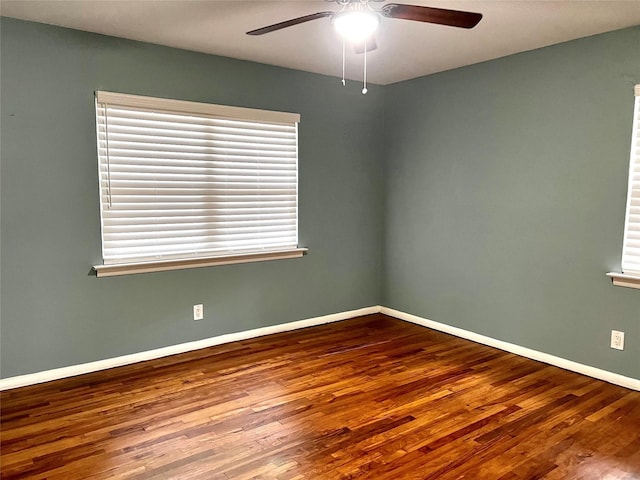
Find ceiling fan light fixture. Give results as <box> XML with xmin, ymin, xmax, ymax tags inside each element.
<box><xmin>333</xmin><ymin>11</ymin><xmax>380</xmax><ymax>44</ymax></box>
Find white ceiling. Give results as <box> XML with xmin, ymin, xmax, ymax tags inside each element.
<box><xmin>1</xmin><ymin>0</ymin><xmax>639</xmax><ymax>85</ymax></box>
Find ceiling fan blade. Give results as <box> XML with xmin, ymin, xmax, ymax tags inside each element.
<box><xmin>381</xmin><ymin>4</ymin><xmax>482</xmax><ymax>29</ymax></box>
<box><xmin>353</xmin><ymin>38</ymin><xmax>378</xmax><ymax>54</ymax></box>
<box><xmin>247</xmin><ymin>11</ymin><xmax>333</xmax><ymax>35</ymax></box>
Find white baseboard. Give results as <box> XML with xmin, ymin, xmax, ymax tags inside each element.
<box><xmin>0</xmin><ymin>306</ymin><xmax>380</xmax><ymax>391</ymax></box>
<box><xmin>3</xmin><ymin>305</ymin><xmax>638</xmax><ymax>392</ymax></box>
<box><xmin>381</xmin><ymin>306</ymin><xmax>640</xmax><ymax>391</ymax></box>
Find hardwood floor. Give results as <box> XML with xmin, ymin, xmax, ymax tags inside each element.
<box><xmin>1</xmin><ymin>313</ymin><xmax>639</xmax><ymax>479</ymax></box>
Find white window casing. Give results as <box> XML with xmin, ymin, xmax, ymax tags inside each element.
<box><xmin>93</xmin><ymin>92</ymin><xmax>306</xmax><ymax>277</ymax></box>
<box><xmin>608</xmin><ymin>85</ymin><xmax>640</xmax><ymax>288</ymax></box>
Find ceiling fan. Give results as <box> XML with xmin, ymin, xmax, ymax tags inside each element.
<box><xmin>247</xmin><ymin>0</ymin><xmax>482</xmax><ymax>37</ymax></box>
<box><xmin>246</xmin><ymin>0</ymin><xmax>483</xmax><ymax>93</ymax></box>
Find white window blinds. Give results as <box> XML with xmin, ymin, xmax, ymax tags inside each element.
<box><xmin>621</xmin><ymin>85</ymin><xmax>640</xmax><ymax>274</ymax></box>
<box><xmin>95</xmin><ymin>91</ymin><xmax>300</xmax><ymax>266</ymax></box>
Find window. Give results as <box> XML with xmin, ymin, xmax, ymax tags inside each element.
<box><xmin>608</xmin><ymin>85</ymin><xmax>640</xmax><ymax>288</ymax></box>
<box><xmin>93</xmin><ymin>92</ymin><xmax>306</xmax><ymax>277</ymax></box>
<box><xmin>621</xmin><ymin>86</ymin><xmax>640</xmax><ymax>273</ymax></box>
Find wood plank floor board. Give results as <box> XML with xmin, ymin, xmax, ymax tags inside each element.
<box><xmin>2</xmin><ymin>314</ymin><xmax>639</xmax><ymax>479</ymax></box>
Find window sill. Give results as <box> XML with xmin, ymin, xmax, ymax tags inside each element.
<box><xmin>606</xmin><ymin>272</ymin><xmax>640</xmax><ymax>290</ymax></box>
<box><xmin>93</xmin><ymin>248</ymin><xmax>308</xmax><ymax>277</ymax></box>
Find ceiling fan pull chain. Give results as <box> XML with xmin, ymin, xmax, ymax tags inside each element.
<box><xmin>362</xmin><ymin>39</ymin><xmax>368</xmax><ymax>94</ymax></box>
<box><xmin>342</xmin><ymin>38</ymin><xmax>346</xmax><ymax>86</ymax></box>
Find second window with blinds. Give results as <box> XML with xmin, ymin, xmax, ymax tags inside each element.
<box><xmin>93</xmin><ymin>92</ymin><xmax>305</xmax><ymax>277</ymax></box>
<box><xmin>608</xmin><ymin>84</ymin><xmax>640</xmax><ymax>289</ymax></box>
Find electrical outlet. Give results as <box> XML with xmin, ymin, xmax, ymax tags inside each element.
<box><xmin>193</xmin><ymin>304</ymin><xmax>204</xmax><ymax>321</ymax></box>
<box><xmin>610</xmin><ymin>330</ymin><xmax>624</xmax><ymax>350</ymax></box>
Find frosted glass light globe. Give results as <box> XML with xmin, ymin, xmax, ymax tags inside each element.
<box><xmin>333</xmin><ymin>11</ymin><xmax>379</xmax><ymax>44</ymax></box>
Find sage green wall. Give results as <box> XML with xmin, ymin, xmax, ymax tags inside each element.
<box><xmin>382</xmin><ymin>27</ymin><xmax>640</xmax><ymax>379</ymax></box>
<box><xmin>0</xmin><ymin>18</ymin><xmax>384</xmax><ymax>378</ymax></box>
<box><xmin>2</xmin><ymin>18</ymin><xmax>639</xmax><ymax>381</ymax></box>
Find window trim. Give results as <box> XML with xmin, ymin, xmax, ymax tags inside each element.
<box><xmin>93</xmin><ymin>92</ymin><xmax>304</xmax><ymax>276</ymax></box>
<box><xmin>93</xmin><ymin>248</ymin><xmax>308</xmax><ymax>277</ymax></box>
<box><xmin>95</xmin><ymin>91</ymin><xmax>300</xmax><ymax>125</ymax></box>
<box><xmin>606</xmin><ymin>272</ymin><xmax>640</xmax><ymax>289</ymax></box>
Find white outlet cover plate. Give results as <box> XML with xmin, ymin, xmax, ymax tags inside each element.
<box><xmin>610</xmin><ymin>330</ymin><xmax>625</xmax><ymax>350</ymax></box>
<box><xmin>193</xmin><ymin>304</ymin><xmax>204</xmax><ymax>321</ymax></box>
